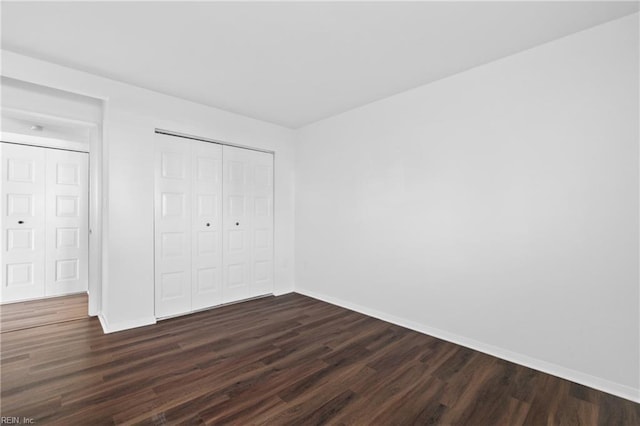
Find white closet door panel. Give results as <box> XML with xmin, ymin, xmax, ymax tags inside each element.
<box><xmin>222</xmin><ymin>146</ymin><xmax>252</xmax><ymax>303</ymax></box>
<box><xmin>222</xmin><ymin>146</ymin><xmax>273</xmax><ymax>303</ymax></box>
<box><xmin>155</xmin><ymin>134</ymin><xmax>192</xmax><ymax>317</ymax></box>
<box><xmin>45</xmin><ymin>149</ymin><xmax>89</xmax><ymax>297</ymax></box>
<box><xmin>251</xmin><ymin>151</ymin><xmax>274</xmax><ymax>296</ymax></box>
<box><xmin>191</xmin><ymin>141</ymin><xmax>223</xmax><ymax>310</ymax></box>
<box><xmin>1</xmin><ymin>143</ymin><xmax>46</xmax><ymax>302</ymax></box>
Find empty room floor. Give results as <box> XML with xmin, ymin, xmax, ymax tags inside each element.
<box><xmin>1</xmin><ymin>293</ymin><xmax>638</xmax><ymax>425</ymax></box>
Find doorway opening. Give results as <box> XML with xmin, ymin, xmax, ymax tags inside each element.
<box><xmin>0</xmin><ymin>101</ymin><xmax>103</xmax><ymax>330</ymax></box>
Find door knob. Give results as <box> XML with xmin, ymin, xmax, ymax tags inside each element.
<box><xmin>18</xmin><ymin>221</ymin><xmax>24</xmax><ymax>224</ymax></box>
<box><xmin>236</xmin><ymin>222</ymin><xmax>240</xmax><ymax>226</ymax></box>
<box><xmin>206</xmin><ymin>223</ymin><xmax>210</xmax><ymax>227</ymax></box>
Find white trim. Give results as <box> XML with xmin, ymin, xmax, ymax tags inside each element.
<box><xmin>87</xmin><ymin>123</ymin><xmax>103</xmax><ymax>318</ymax></box>
<box><xmin>0</xmin><ymin>132</ymin><xmax>88</xmax><ymax>153</ymax></box>
<box><xmin>3</xmin><ymin>107</ymin><xmax>100</xmax><ymax>128</ymax></box>
<box><xmin>295</xmin><ymin>287</ymin><xmax>640</xmax><ymax>403</ymax></box>
<box><xmin>156</xmin><ymin>293</ymin><xmax>275</xmax><ymax>321</ymax></box>
<box><xmin>86</xmin><ymin>291</ymin><xmax>98</xmax><ymax>317</ymax></box>
<box><xmin>0</xmin><ymin>291</ymin><xmax>87</xmax><ymax>306</ymax></box>
<box><xmin>155</xmin><ymin>128</ymin><xmax>275</xmax><ymax>154</ymax></box>
<box><xmin>98</xmin><ymin>313</ymin><xmax>156</xmax><ymax>334</ymax></box>
<box><xmin>273</xmin><ymin>289</ymin><xmax>293</xmax><ymax>297</ymax></box>
<box><xmin>99</xmin><ymin>101</ymin><xmax>109</xmax><ymax>325</ymax></box>
<box><xmin>98</xmin><ymin>313</ymin><xmax>108</xmax><ymax>333</ymax></box>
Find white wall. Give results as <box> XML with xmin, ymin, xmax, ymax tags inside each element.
<box><xmin>295</xmin><ymin>13</ymin><xmax>639</xmax><ymax>401</ymax></box>
<box><xmin>1</xmin><ymin>50</ymin><xmax>296</xmax><ymax>332</ymax></box>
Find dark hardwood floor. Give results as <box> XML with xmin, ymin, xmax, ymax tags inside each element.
<box><xmin>0</xmin><ymin>293</ymin><xmax>638</xmax><ymax>425</ymax></box>
<box><xmin>0</xmin><ymin>293</ymin><xmax>88</xmax><ymax>333</ymax></box>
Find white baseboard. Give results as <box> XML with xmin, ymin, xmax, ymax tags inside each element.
<box><xmin>98</xmin><ymin>313</ymin><xmax>156</xmax><ymax>334</ymax></box>
<box><xmin>273</xmin><ymin>289</ymin><xmax>294</xmax><ymax>296</ymax></box>
<box><xmin>295</xmin><ymin>287</ymin><xmax>640</xmax><ymax>403</ymax></box>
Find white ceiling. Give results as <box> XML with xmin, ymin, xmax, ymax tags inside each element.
<box><xmin>2</xmin><ymin>2</ymin><xmax>638</xmax><ymax>129</ymax></box>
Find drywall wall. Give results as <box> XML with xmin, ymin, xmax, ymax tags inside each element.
<box><xmin>295</xmin><ymin>13</ymin><xmax>639</xmax><ymax>400</ymax></box>
<box><xmin>1</xmin><ymin>50</ymin><xmax>296</xmax><ymax>332</ymax></box>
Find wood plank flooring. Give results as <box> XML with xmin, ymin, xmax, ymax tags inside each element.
<box><xmin>1</xmin><ymin>293</ymin><xmax>638</xmax><ymax>425</ymax></box>
<box><xmin>0</xmin><ymin>293</ymin><xmax>88</xmax><ymax>333</ymax></box>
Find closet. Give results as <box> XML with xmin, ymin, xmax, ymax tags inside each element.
<box><xmin>1</xmin><ymin>142</ymin><xmax>89</xmax><ymax>303</ymax></box>
<box><xmin>154</xmin><ymin>133</ymin><xmax>274</xmax><ymax>318</ymax></box>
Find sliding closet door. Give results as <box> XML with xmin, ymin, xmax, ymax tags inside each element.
<box><xmin>155</xmin><ymin>134</ymin><xmax>192</xmax><ymax>317</ymax></box>
<box><xmin>191</xmin><ymin>141</ymin><xmax>223</xmax><ymax>310</ymax></box>
<box><xmin>155</xmin><ymin>135</ymin><xmax>273</xmax><ymax>317</ymax></box>
<box><xmin>45</xmin><ymin>148</ymin><xmax>89</xmax><ymax>297</ymax></box>
<box><xmin>222</xmin><ymin>145</ymin><xmax>273</xmax><ymax>303</ymax></box>
<box><xmin>251</xmin><ymin>150</ymin><xmax>274</xmax><ymax>296</ymax></box>
<box><xmin>0</xmin><ymin>143</ymin><xmax>46</xmax><ymax>303</ymax></box>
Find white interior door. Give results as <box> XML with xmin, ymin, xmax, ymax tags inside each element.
<box><xmin>191</xmin><ymin>141</ymin><xmax>223</xmax><ymax>311</ymax></box>
<box><xmin>45</xmin><ymin>148</ymin><xmax>89</xmax><ymax>296</ymax></box>
<box><xmin>222</xmin><ymin>146</ymin><xmax>273</xmax><ymax>303</ymax></box>
<box><xmin>1</xmin><ymin>143</ymin><xmax>46</xmax><ymax>302</ymax></box>
<box><xmin>154</xmin><ymin>134</ymin><xmax>192</xmax><ymax>317</ymax></box>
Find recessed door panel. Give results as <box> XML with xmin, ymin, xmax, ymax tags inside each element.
<box><xmin>197</xmin><ymin>195</ymin><xmax>216</xmax><ymax>217</ymax></box>
<box><xmin>55</xmin><ymin>259</ymin><xmax>79</xmax><ymax>281</ymax></box>
<box><xmin>160</xmin><ymin>271</ymin><xmax>185</xmax><ymax>300</ymax></box>
<box><xmin>254</xmin><ymin>229</ymin><xmax>270</xmax><ymax>250</ymax></box>
<box><xmin>229</xmin><ymin>195</ymin><xmax>245</xmax><ymax>217</ymax></box>
<box><xmin>195</xmin><ymin>267</ymin><xmax>219</xmax><ymax>294</ymax></box>
<box><xmin>197</xmin><ymin>231</ymin><xmax>217</xmax><ymax>254</ymax></box>
<box><xmin>254</xmin><ymin>164</ymin><xmax>273</xmax><ymax>189</ymax></box>
<box><xmin>161</xmin><ymin>152</ymin><xmax>186</xmax><ymax>179</ymax></box>
<box><xmin>7</xmin><ymin>194</ymin><xmax>33</xmax><ymax>216</ymax></box>
<box><xmin>227</xmin><ymin>263</ymin><xmax>245</xmax><ymax>288</ymax></box>
<box><xmin>196</xmin><ymin>157</ymin><xmax>218</xmax><ymax>183</ymax></box>
<box><xmin>1</xmin><ymin>143</ymin><xmax>46</xmax><ymax>302</ymax></box>
<box><xmin>254</xmin><ymin>197</ymin><xmax>271</xmax><ymax>217</ymax></box>
<box><xmin>56</xmin><ymin>228</ymin><xmax>79</xmax><ymax>248</ymax></box>
<box><xmin>56</xmin><ymin>195</ymin><xmax>79</xmax><ymax>217</ymax></box>
<box><xmin>228</xmin><ymin>161</ymin><xmax>245</xmax><ymax>185</ymax></box>
<box><xmin>8</xmin><ymin>158</ymin><xmax>35</xmax><ymax>182</ymax></box>
<box><xmin>7</xmin><ymin>229</ymin><xmax>34</xmax><ymax>251</ymax></box>
<box><xmin>161</xmin><ymin>193</ymin><xmax>185</xmax><ymax>218</ymax></box>
<box><xmin>254</xmin><ymin>260</ymin><xmax>271</xmax><ymax>282</ymax></box>
<box><xmin>6</xmin><ymin>263</ymin><xmax>34</xmax><ymax>287</ymax></box>
<box><xmin>161</xmin><ymin>232</ymin><xmax>186</xmax><ymax>258</ymax></box>
<box><xmin>228</xmin><ymin>230</ymin><xmax>245</xmax><ymax>252</ymax></box>
<box><xmin>56</xmin><ymin>163</ymin><xmax>79</xmax><ymax>185</ymax></box>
